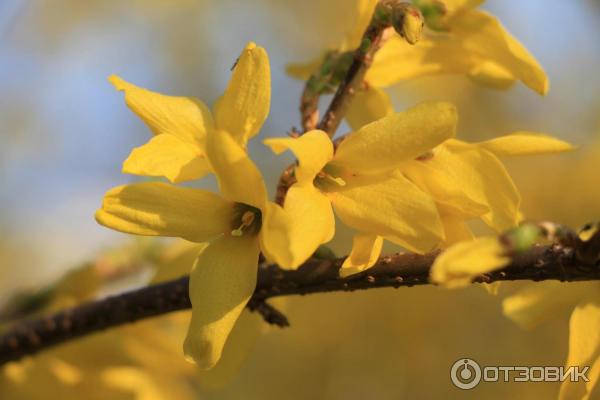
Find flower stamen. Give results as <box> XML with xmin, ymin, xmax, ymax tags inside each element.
<box><xmin>231</xmin><ymin>211</ymin><xmax>256</xmax><ymax>236</ymax></box>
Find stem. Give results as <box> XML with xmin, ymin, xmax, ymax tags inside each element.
<box><xmin>2</xmin><ymin>238</ymin><xmax>599</xmax><ymax>366</ymax></box>
<box><xmin>316</xmin><ymin>16</ymin><xmax>392</xmax><ymax>136</ymax></box>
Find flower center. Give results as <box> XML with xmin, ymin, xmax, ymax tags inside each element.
<box><xmin>231</xmin><ymin>203</ymin><xmax>262</xmax><ymax>237</ymax></box>
<box><xmin>313</xmin><ymin>164</ymin><xmax>347</xmax><ymax>191</ymax></box>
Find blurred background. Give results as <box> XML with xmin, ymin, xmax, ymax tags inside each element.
<box><xmin>1</xmin><ymin>0</ymin><xmax>599</xmax><ymax>398</ymax></box>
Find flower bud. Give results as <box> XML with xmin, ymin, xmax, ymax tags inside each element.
<box><xmin>392</xmin><ymin>3</ymin><xmax>425</xmax><ymax>45</ymax></box>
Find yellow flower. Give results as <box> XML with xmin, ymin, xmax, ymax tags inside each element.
<box><xmin>265</xmin><ymin>101</ymin><xmax>457</xmax><ymax>272</ymax></box>
<box><xmin>109</xmin><ymin>41</ymin><xmax>270</xmax><ymax>183</ymax></box>
<box><xmin>559</xmin><ymin>299</ymin><xmax>600</xmax><ymax>400</ymax></box>
<box><xmin>287</xmin><ymin>0</ymin><xmax>548</xmax><ymax>131</ymax></box>
<box><xmin>96</xmin><ymin>127</ymin><xmax>294</xmax><ymax>369</ymax></box>
<box><xmin>430</xmin><ymin>236</ymin><xmax>510</xmax><ymax>288</ymax></box>
<box><xmin>404</xmin><ymin>132</ymin><xmax>574</xmax><ymax>245</ymax></box>
<box><xmin>503</xmin><ymin>226</ymin><xmax>600</xmax><ymax>399</ymax></box>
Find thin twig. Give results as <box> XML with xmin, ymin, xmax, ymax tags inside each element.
<box><xmin>2</xmin><ymin>236</ymin><xmax>600</xmax><ymax>366</ymax></box>
<box><xmin>316</xmin><ymin>12</ymin><xmax>392</xmax><ymax>136</ymax></box>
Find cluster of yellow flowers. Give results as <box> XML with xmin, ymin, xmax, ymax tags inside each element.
<box><xmin>93</xmin><ymin>0</ymin><xmax>574</xmax><ymax>373</ymax></box>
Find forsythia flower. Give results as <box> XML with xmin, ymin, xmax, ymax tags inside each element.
<box><xmin>336</xmin><ymin>129</ymin><xmax>572</xmax><ymax>277</ymax></box>
<box><xmin>109</xmin><ymin>41</ymin><xmax>270</xmax><ymax>183</ymax></box>
<box><xmin>265</xmin><ymin>101</ymin><xmax>457</xmax><ymax>271</ymax></box>
<box><xmin>429</xmin><ymin>236</ymin><xmax>509</xmax><ymax>288</ymax></box>
<box><xmin>405</xmin><ymin>132</ymin><xmax>574</xmax><ymax>243</ymax></box>
<box><xmin>96</xmin><ymin>128</ymin><xmax>294</xmax><ymax>369</ymax></box>
<box><xmin>96</xmin><ymin>42</ymin><xmax>295</xmax><ymax>369</ymax></box>
<box><xmin>502</xmin><ymin>229</ymin><xmax>600</xmax><ymax>400</ymax></box>
<box><xmin>287</xmin><ymin>0</ymin><xmax>548</xmax><ymax>130</ymax></box>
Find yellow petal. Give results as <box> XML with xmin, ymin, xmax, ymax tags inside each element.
<box><xmin>95</xmin><ymin>182</ymin><xmax>233</xmax><ymax>242</ymax></box>
<box><xmin>440</xmin><ymin>214</ymin><xmax>474</xmax><ymax>248</ymax></box>
<box><xmin>367</xmin><ymin>9</ymin><xmax>548</xmax><ymax>96</ymax></box>
<box><xmin>559</xmin><ymin>298</ymin><xmax>600</xmax><ymax>400</ymax></box>
<box><xmin>109</xmin><ymin>74</ymin><xmax>213</xmax><ymax>146</ymax></box>
<box><xmin>340</xmin><ymin>233</ymin><xmax>383</xmax><ymax>277</ymax></box>
<box><xmin>427</xmin><ymin>141</ymin><xmax>520</xmax><ymax>232</ymax></box>
<box><xmin>331</xmin><ymin>174</ymin><xmax>444</xmax><ymax>253</ymax></box>
<box><xmin>332</xmin><ymin>101</ymin><xmax>457</xmax><ymax>175</ymax></box>
<box><xmin>478</xmin><ymin>132</ymin><xmax>574</xmax><ymax>157</ymax></box>
<box><xmin>285</xmin><ymin>56</ymin><xmax>323</xmax><ymax>80</ymax></box>
<box><xmin>214</xmin><ymin>42</ymin><xmax>270</xmax><ymax>145</ymax></box>
<box><xmin>444</xmin><ymin>0</ymin><xmax>485</xmax><ymax>15</ymax></box>
<box><xmin>346</xmin><ymin>87</ymin><xmax>394</xmax><ymax>131</ymax></box>
<box><xmin>122</xmin><ymin>134</ymin><xmax>211</xmax><ymax>183</ymax></box>
<box><xmin>342</xmin><ymin>0</ymin><xmax>379</xmax><ymax>50</ymax></box>
<box><xmin>258</xmin><ymin>202</ymin><xmax>296</xmax><ymax>269</ymax></box>
<box><xmin>184</xmin><ymin>235</ymin><xmax>260</xmax><ymax>369</ymax></box>
<box><xmin>452</xmin><ymin>10</ymin><xmax>549</xmax><ymax>95</ymax></box>
<box><xmin>263</xmin><ymin>130</ymin><xmax>333</xmax><ymax>185</ymax></box>
<box><xmin>197</xmin><ymin>310</ymin><xmax>264</xmax><ymax>390</ymax></box>
<box><xmin>102</xmin><ymin>367</ymin><xmax>168</xmax><ymax>400</ymax></box>
<box><xmin>467</xmin><ymin>61</ymin><xmax>516</xmax><ymax>90</ymax></box>
<box><xmin>402</xmin><ymin>161</ymin><xmax>489</xmax><ymax>218</ymax></box>
<box><xmin>279</xmin><ymin>184</ymin><xmax>335</xmax><ymax>268</ymax></box>
<box><xmin>502</xmin><ymin>282</ymin><xmax>599</xmax><ymax>331</ymax></box>
<box><xmin>206</xmin><ymin>129</ymin><xmax>267</xmax><ymax>209</ymax></box>
<box><xmin>430</xmin><ymin>236</ymin><xmax>510</xmax><ymax>288</ymax></box>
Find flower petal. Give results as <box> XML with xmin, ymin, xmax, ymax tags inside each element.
<box><xmin>559</xmin><ymin>298</ymin><xmax>600</xmax><ymax>400</ymax></box>
<box><xmin>426</xmin><ymin>141</ymin><xmax>520</xmax><ymax>232</ymax></box>
<box><xmin>109</xmin><ymin>75</ymin><xmax>213</xmax><ymax>146</ymax></box>
<box><xmin>367</xmin><ymin>9</ymin><xmax>548</xmax><ymax>96</ymax></box>
<box><xmin>263</xmin><ymin>130</ymin><xmax>333</xmax><ymax>185</ymax></box>
<box><xmin>331</xmin><ymin>174</ymin><xmax>444</xmax><ymax>253</ymax></box>
<box><xmin>440</xmin><ymin>215</ymin><xmax>474</xmax><ymax>248</ymax></box>
<box><xmin>332</xmin><ymin>101</ymin><xmax>457</xmax><ymax>175</ymax></box>
<box><xmin>95</xmin><ymin>182</ymin><xmax>233</xmax><ymax>242</ymax></box>
<box><xmin>346</xmin><ymin>87</ymin><xmax>394</xmax><ymax>131</ymax></box>
<box><xmin>214</xmin><ymin>42</ymin><xmax>270</xmax><ymax>145</ymax></box>
<box><xmin>402</xmin><ymin>160</ymin><xmax>489</xmax><ymax>218</ymax></box>
<box><xmin>453</xmin><ymin>10</ymin><xmax>549</xmax><ymax>95</ymax></box>
<box><xmin>502</xmin><ymin>282</ymin><xmax>599</xmax><ymax>331</ymax></box>
<box><xmin>285</xmin><ymin>56</ymin><xmax>323</xmax><ymax>80</ymax></box>
<box><xmin>340</xmin><ymin>233</ymin><xmax>383</xmax><ymax>277</ymax></box>
<box><xmin>430</xmin><ymin>236</ymin><xmax>510</xmax><ymax>288</ymax></box>
<box><xmin>206</xmin><ymin>129</ymin><xmax>267</xmax><ymax>209</ymax></box>
<box><xmin>467</xmin><ymin>61</ymin><xmax>516</xmax><ymax>90</ymax></box>
<box><xmin>258</xmin><ymin>202</ymin><xmax>297</xmax><ymax>269</ymax></box>
<box><xmin>122</xmin><ymin>134</ymin><xmax>211</xmax><ymax>183</ymax></box>
<box><xmin>197</xmin><ymin>310</ymin><xmax>264</xmax><ymax>390</ymax></box>
<box><xmin>478</xmin><ymin>132</ymin><xmax>574</xmax><ymax>157</ymax></box>
<box><xmin>184</xmin><ymin>235</ymin><xmax>260</xmax><ymax>369</ymax></box>
<box><xmin>280</xmin><ymin>185</ymin><xmax>335</xmax><ymax>268</ymax></box>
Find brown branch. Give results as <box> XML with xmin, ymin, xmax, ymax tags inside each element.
<box><xmin>316</xmin><ymin>9</ymin><xmax>393</xmax><ymax>136</ymax></box>
<box><xmin>2</xmin><ymin>238</ymin><xmax>599</xmax><ymax>366</ymax></box>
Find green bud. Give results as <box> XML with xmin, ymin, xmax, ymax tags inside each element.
<box><xmin>504</xmin><ymin>224</ymin><xmax>542</xmax><ymax>254</ymax></box>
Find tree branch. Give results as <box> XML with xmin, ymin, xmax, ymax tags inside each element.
<box><xmin>2</xmin><ymin>237</ymin><xmax>599</xmax><ymax>366</ymax></box>
<box><xmin>316</xmin><ymin>8</ymin><xmax>393</xmax><ymax>136</ymax></box>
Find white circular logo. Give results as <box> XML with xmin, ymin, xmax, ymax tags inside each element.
<box><xmin>451</xmin><ymin>358</ymin><xmax>482</xmax><ymax>390</ymax></box>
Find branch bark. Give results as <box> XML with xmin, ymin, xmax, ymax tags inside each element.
<box><xmin>2</xmin><ymin>241</ymin><xmax>599</xmax><ymax>366</ymax></box>
<box><xmin>316</xmin><ymin>13</ymin><xmax>392</xmax><ymax>136</ymax></box>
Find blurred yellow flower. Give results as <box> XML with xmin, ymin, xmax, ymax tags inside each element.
<box><xmin>503</xmin><ymin>231</ymin><xmax>600</xmax><ymax>399</ymax></box>
<box><xmin>110</xmin><ymin>41</ymin><xmax>270</xmax><ymax>183</ymax></box>
<box><xmin>430</xmin><ymin>236</ymin><xmax>510</xmax><ymax>288</ymax></box>
<box><xmin>287</xmin><ymin>0</ymin><xmax>548</xmax><ymax>131</ymax></box>
<box><xmin>265</xmin><ymin>101</ymin><xmax>457</xmax><ymax>273</ymax></box>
